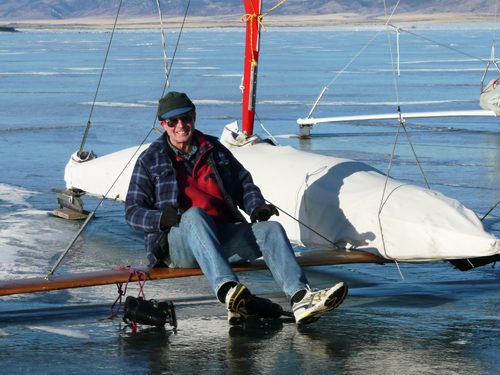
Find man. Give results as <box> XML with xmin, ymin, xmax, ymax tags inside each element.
<box><xmin>125</xmin><ymin>91</ymin><xmax>348</xmax><ymax>325</ymax></box>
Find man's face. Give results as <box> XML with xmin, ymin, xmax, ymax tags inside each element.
<box><xmin>161</xmin><ymin>111</ymin><xmax>196</xmax><ymax>150</ymax></box>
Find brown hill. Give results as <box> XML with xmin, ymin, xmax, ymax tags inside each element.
<box><xmin>1</xmin><ymin>0</ymin><xmax>498</xmax><ymax>21</ymax></box>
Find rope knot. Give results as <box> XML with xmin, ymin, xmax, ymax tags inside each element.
<box><xmin>240</xmin><ymin>0</ymin><xmax>289</xmax><ymax>67</ymax></box>
<box><xmin>241</xmin><ymin>13</ymin><xmax>266</xmax><ymax>67</ymax></box>
<box><xmin>241</xmin><ymin>13</ymin><xmax>266</xmax><ymax>32</ymax></box>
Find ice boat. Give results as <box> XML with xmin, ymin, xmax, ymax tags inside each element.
<box><xmin>63</xmin><ymin>119</ymin><xmax>500</xmax><ymax>265</ymax></box>
<box><xmin>60</xmin><ymin>0</ymin><xmax>500</xmax><ymax>270</ymax></box>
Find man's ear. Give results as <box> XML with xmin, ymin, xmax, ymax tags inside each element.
<box><xmin>159</xmin><ymin>120</ymin><xmax>168</xmax><ymax>131</ymax></box>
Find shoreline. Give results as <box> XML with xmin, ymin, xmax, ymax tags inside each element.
<box><xmin>1</xmin><ymin>13</ymin><xmax>497</xmax><ymax>30</ymax></box>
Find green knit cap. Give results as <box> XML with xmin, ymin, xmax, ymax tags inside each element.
<box><xmin>157</xmin><ymin>92</ymin><xmax>196</xmax><ymax>120</ymax></box>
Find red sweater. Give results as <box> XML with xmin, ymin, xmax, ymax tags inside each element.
<box><xmin>175</xmin><ymin>133</ymin><xmax>235</xmax><ymax>224</ymax></box>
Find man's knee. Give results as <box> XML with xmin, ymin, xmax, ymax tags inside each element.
<box><xmin>255</xmin><ymin>220</ymin><xmax>288</xmax><ymax>239</ymax></box>
<box><xmin>262</xmin><ymin>220</ymin><xmax>284</xmax><ymax>231</ymax></box>
<box><xmin>182</xmin><ymin>206</ymin><xmax>210</xmax><ymax>221</ymax></box>
<box><xmin>180</xmin><ymin>206</ymin><xmax>215</xmax><ymax>228</ymax></box>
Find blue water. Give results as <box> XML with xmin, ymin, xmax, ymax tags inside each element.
<box><xmin>1</xmin><ymin>24</ymin><xmax>500</xmax><ymax>374</ymax></box>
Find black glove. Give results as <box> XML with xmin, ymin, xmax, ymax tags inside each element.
<box><xmin>160</xmin><ymin>203</ymin><xmax>180</xmax><ymax>230</ymax></box>
<box><xmin>250</xmin><ymin>204</ymin><xmax>279</xmax><ymax>223</ymax></box>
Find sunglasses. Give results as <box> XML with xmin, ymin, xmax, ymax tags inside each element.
<box><xmin>163</xmin><ymin>113</ymin><xmax>193</xmax><ymax>128</ymax></box>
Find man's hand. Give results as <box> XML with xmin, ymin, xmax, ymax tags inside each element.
<box><xmin>250</xmin><ymin>204</ymin><xmax>279</xmax><ymax>223</ymax></box>
<box><xmin>160</xmin><ymin>203</ymin><xmax>180</xmax><ymax>230</ymax></box>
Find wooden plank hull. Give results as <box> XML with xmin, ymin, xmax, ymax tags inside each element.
<box><xmin>0</xmin><ymin>250</ymin><xmax>386</xmax><ymax>296</ymax></box>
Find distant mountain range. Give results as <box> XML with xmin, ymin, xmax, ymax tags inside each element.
<box><xmin>0</xmin><ymin>0</ymin><xmax>497</xmax><ymax>21</ymax></box>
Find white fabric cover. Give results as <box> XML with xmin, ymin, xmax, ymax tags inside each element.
<box><xmin>64</xmin><ymin>124</ymin><xmax>500</xmax><ymax>262</ymax></box>
<box><xmin>230</xmin><ymin>143</ymin><xmax>500</xmax><ymax>261</ymax></box>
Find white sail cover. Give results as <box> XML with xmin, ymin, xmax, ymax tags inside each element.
<box><xmin>480</xmin><ymin>78</ymin><xmax>500</xmax><ymax>115</ymax></box>
<box><xmin>64</xmin><ymin>123</ymin><xmax>500</xmax><ymax>263</ymax></box>
<box><xmin>65</xmin><ymin>145</ymin><xmax>150</xmax><ymax>202</ymax></box>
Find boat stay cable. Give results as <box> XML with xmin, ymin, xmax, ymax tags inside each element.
<box><xmin>386</xmin><ymin>24</ymin><xmax>487</xmax><ymax>63</ymax></box>
<box><xmin>377</xmin><ymin>0</ymin><xmax>411</xmax><ymax>280</ymax></box>
<box><xmin>255</xmin><ymin>112</ymin><xmax>281</xmax><ymax>146</ymax></box>
<box><xmin>156</xmin><ymin>0</ymin><xmax>170</xmax><ymax>87</ymax></box>
<box><xmin>302</xmin><ymin>25</ymin><xmax>495</xmax><ymax>126</ymax></box>
<box><xmin>482</xmin><ymin>199</ymin><xmax>500</xmax><ymax>221</ymax></box>
<box><xmin>78</xmin><ymin>0</ymin><xmax>124</xmax><ymax>157</ymax></box>
<box><xmin>480</xmin><ymin>41</ymin><xmax>500</xmax><ymax>92</ymax></box>
<box><xmin>162</xmin><ymin>0</ymin><xmax>192</xmax><ymax>93</ymax></box>
<box><xmin>379</xmin><ymin>1</ymin><xmax>431</xmax><ymax>197</ymax></box>
<box><xmin>306</xmin><ymin>31</ymin><xmax>384</xmax><ymax>120</ymax></box>
<box><xmin>264</xmin><ymin>200</ymin><xmax>341</xmax><ymax>250</ymax></box>
<box><xmin>481</xmin><ymin>0</ymin><xmax>500</xmax><ymax>219</ymax></box>
<box><xmin>308</xmin><ymin>3</ymin><xmax>492</xmax><ymax>123</ymax></box>
<box><xmin>481</xmin><ymin>0</ymin><xmax>500</xmax><ymax>93</ymax></box>
<box><xmin>150</xmin><ymin>0</ymin><xmax>192</xmax><ymax>135</ymax></box>
<box><xmin>306</xmin><ymin>0</ymin><xmax>403</xmax><ymax>120</ymax></box>
<box><xmin>389</xmin><ymin>3</ymin><xmax>500</xmax><ymax>221</ymax></box>
<box><xmin>48</xmin><ymin>128</ymin><xmax>155</xmax><ymax>277</ymax></box>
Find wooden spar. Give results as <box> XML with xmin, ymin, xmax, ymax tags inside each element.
<box><xmin>0</xmin><ymin>250</ymin><xmax>388</xmax><ymax>296</ymax></box>
<box><xmin>241</xmin><ymin>0</ymin><xmax>262</xmax><ymax>136</ymax></box>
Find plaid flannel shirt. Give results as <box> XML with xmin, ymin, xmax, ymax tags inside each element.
<box><xmin>125</xmin><ymin>130</ymin><xmax>265</xmax><ymax>266</ymax></box>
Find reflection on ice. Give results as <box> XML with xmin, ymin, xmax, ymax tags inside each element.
<box><xmin>31</xmin><ymin>325</ymin><xmax>91</xmax><ymax>339</ymax></box>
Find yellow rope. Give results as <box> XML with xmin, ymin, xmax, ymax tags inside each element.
<box><xmin>241</xmin><ymin>13</ymin><xmax>263</xmax><ymax>66</ymax></box>
<box><xmin>262</xmin><ymin>0</ymin><xmax>289</xmax><ymax>17</ymax></box>
<box><xmin>241</xmin><ymin>0</ymin><xmax>289</xmax><ymax>66</ymax></box>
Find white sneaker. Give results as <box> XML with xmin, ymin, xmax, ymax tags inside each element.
<box><xmin>292</xmin><ymin>282</ymin><xmax>348</xmax><ymax>324</ymax></box>
<box><xmin>225</xmin><ymin>283</ymin><xmax>252</xmax><ymax>325</ymax></box>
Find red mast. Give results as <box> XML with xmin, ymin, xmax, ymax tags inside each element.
<box><xmin>241</xmin><ymin>0</ymin><xmax>262</xmax><ymax>136</ymax></box>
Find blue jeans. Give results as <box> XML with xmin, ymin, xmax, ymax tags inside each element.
<box><xmin>166</xmin><ymin>207</ymin><xmax>309</xmax><ymax>302</ymax></box>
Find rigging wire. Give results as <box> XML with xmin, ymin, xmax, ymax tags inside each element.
<box><xmin>309</xmin><ymin>15</ymin><xmax>490</xmax><ymax>120</ymax></box>
<box><xmin>264</xmin><ymin>199</ymin><xmax>341</xmax><ymax>250</ymax></box>
<box><xmin>495</xmin><ymin>0</ymin><xmax>499</xmax><ymax>42</ymax></box>
<box><xmin>480</xmin><ymin>0</ymin><xmax>500</xmax><ymax>92</ymax></box>
<box><xmin>156</xmin><ymin>0</ymin><xmax>170</xmax><ymax>87</ymax></box>
<box><xmin>166</xmin><ymin>0</ymin><xmax>192</xmax><ymax>80</ymax></box>
<box><xmin>380</xmin><ymin>20</ymin><xmax>430</xmax><ymax>191</ymax></box>
<box><xmin>154</xmin><ymin>0</ymin><xmax>192</xmax><ymax>88</ymax></box>
<box><xmin>48</xmin><ymin>129</ymin><xmax>156</xmax><ymax>276</ymax></box>
<box><xmin>306</xmin><ymin>30</ymin><xmax>384</xmax><ymax>119</ymax></box>
<box><xmin>481</xmin><ymin>198</ymin><xmax>500</xmax><ymax>221</ymax></box>
<box><xmin>79</xmin><ymin>0</ymin><xmax>124</xmax><ymax>156</ymax></box>
<box><xmin>303</xmin><ymin>0</ymin><xmax>439</xmax><ymax>277</ymax></box>
<box><xmin>150</xmin><ymin>0</ymin><xmax>192</xmax><ymax>135</ymax></box>
<box><xmin>389</xmin><ymin>1</ymin><xmax>500</xmax><ymax>228</ymax></box>
<box><xmin>396</xmin><ymin>27</ymin><xmax>401</xmax><ymax>76</ymax></box>
<box><xmin>378</xmin><ymin>0</ymin><xmax>408</xmax><ymax>280</ymax></box>
<box><xmin>255</xmin><ymin>112</ymin><xmax>281</xmax><ymax>146</ymax></box>
<box><xmin>47</xmin><ymin>194</ymin><xmax>123</xmax><ymax>276</ymax></box>
<box><xmin>49</xmin><ymin>136</ymin><xmax>157</xmax><ymax>277</ymax></box>
<box><xmin>482</xmin><ymin>0</ymin><xmax>500</xmax><ymax>219</ymax></box>
<box><xmin>381</xmin><ymin>1</ymin><xmax>432</xmax><ymax>189</ymax></box>
<box><xmin>386</xmin><ymin>24</ymin><xmax>487</xmax><ymax>63</ymax></box>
